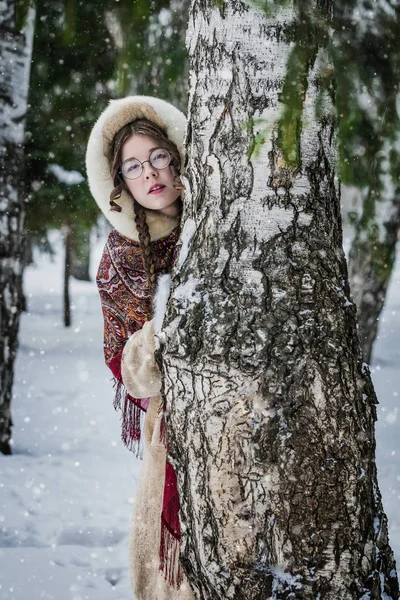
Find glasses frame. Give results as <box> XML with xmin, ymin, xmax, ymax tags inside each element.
<box><xmin>120</xmin><ymin>147</ymin><xmax>172</xmax><ymax>181</ymax></box>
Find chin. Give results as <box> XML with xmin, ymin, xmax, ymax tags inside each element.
<box><xmin>149</xmin><ymin>196</ymin><xmax>182</xmax><ymax>211</ymax></box>
<box><xmin>135</xmin><ymin>195</ymin><xmax>182</xmax><ymax>214</ymax></box>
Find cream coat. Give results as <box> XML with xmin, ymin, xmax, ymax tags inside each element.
<box><xmin>128</xmin><ymin>393</ymin><xmax>194</xmax><ymax>600</ymax></box>
<box><xmin>122</xmin><ymin>321</ymin><xmax>194</xmax><ymax>599</ymax></box>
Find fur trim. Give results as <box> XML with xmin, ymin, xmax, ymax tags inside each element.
<box><xmin>121</xmin><ymin>320</ymin><xmax>162</xmax><ymax>399</ymax></box>
<box><xmin>85</xmin><ymin>95</ymin><xmax>187</xmax><ymax>241</ymax></box>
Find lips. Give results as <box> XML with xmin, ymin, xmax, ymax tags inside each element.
<box><xmin>148</xmin><ymin>185</ymin><xmax>166</xmax><ymax>194</ymax></box>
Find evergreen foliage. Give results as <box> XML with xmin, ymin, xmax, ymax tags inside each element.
<box><xmin>24</xmin><ymin>1</ymin><xmax>116</xmax><ymax>259</ymax></box>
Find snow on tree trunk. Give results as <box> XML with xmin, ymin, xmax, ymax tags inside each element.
<box><xmin>0</xmin><ymin>2</ymin><xmax>35</xmax><ymax>455</ymax></box>
<box><xmin>347</xmin><ymin>141</ymin><xmax>400</xmax><ymax>364</ymax></box>
<box><xmin>160</xmin><ymin>1</ymin><xmax>399</xmax><ymax>598</ymax></box>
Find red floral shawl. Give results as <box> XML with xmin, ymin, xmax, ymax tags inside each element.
<box><xmin>96</xmin><ymin>225</ymin><xmax>183</xmax><ymax>587</ymax></box>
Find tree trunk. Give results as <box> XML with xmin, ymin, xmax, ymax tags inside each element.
<box><xmin>160</xmin><ymin>1</ymin><xmax>399</xmax><ymax>598</ymax></box>
<box><xmin>71</xmin><ymin>230</ymin><xmax>91</xmax><ymax>281</ymax></box>
<box><xmin>63</xmin><ymin>223</ymin><xmax>72</xmax><ymax>327</ymax></box>
<box><xmin>0</xmin><ymin>2</ymin><xmax>35</xmax><ymax>455</ymax></box>
<box><xmin>347</xmin><ymin>146</ymin><xmax>400</xmax><ymax>363</ymax></box>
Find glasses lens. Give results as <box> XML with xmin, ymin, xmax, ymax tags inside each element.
<box><xmin>122</xmin><ymin>158</ymin><xmax>142</xmax><ymax>180</ymax></box>
<box><xmin>150</xmin><ymin>149</ymin><xmax>170</xmax><ymax>169</ymax></box>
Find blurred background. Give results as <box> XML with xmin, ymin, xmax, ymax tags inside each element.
<box><xmin>1</xmin><ymin>1</ymin><xmax>399</xmax><ymax>598</ymax></box>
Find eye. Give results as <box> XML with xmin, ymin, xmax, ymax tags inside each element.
<box><xmin>123</xmin><ymin>161</ymin><xmax>140</xmax><ymax>175</ymax></box>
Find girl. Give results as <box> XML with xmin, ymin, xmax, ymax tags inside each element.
<box><xmin>86</xmin><ymin>96</ymin><xmax>194</xmax><ymax>600</ymax></box>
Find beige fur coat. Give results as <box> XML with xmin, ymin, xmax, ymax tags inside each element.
<box><xmin>122</xmin><ymin>321</ymin><xmax>194</xmax><ymax>599</ymax></box>
<box><xmin>129</xmin><ymin>401</ymin><xmax>194</xmax><ymax>598</ymax></box>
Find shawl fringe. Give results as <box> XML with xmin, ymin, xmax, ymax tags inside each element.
<box><xmin>159</xmin><ymin>517</ymin><xmax>185</xmax><ymax>588</ymax></box>
<box><xmin>112</xmin><ymin>377</ymin><xmax>144</xmax><ymax>459</ymax></box>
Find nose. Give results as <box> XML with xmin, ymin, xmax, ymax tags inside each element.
<box><xmin>143</xmin><ymin>160</ymin><xmax>158</xmax><ymax>178</ymax></box>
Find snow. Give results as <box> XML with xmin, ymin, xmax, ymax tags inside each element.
<box><xmin>0</xmin><ymin>231</ymin><xmax>139</xmax><ymax>599</ymax></box>
<box><xmin>177</xmin><ymin>218</ymin><xmax>196</xmax><ymax>269</ymax></box>
<box><xmin>47</xmin><ymin>164</ymin><xmax>85</xmax><ymax>186</ymax></box>
<box><xmin>172</xmin><ymin>273</ymin><xmax>204</xmax><ymax>309</ymax></box>
<box><xmin>270</xmin><ymin>567</ymin><xmax>303</xmax><ymax>591</ymax></box>
<box><xmin>1</xmin><ymin>230</ymin><xmax>400</xmax><ymax>599</ymax></box>
<box><xmin>153</xmin><ymin>274</ymin><xmax>172</xmax><ymax>334</ymax></box>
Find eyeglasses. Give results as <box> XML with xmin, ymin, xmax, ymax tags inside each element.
<box><xmin>120</xmin><ymin>148</ymin><xmax>172</xmax><ymax>180</ymax></box>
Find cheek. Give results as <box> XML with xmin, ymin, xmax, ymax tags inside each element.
<box><xmin>125</xmin><ymin>180</ymin><xmax>140</xmax><ymax>197</ymax></box>
<box><xmin>167</xmin><ymin>169</ymin><xmax>176</xmax><ymax>185</ymax></box>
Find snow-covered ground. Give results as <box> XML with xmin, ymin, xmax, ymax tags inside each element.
<box><xmin>0</xmin><ymin>232</ymin><xmax>140</xmax><ymax>600</ymax></box>
<box><xmin>0</xmin><ymin>230</ymin><xmax>399</xmax><ymax>600</ymax></box>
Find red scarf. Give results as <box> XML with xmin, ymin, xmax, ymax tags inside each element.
<box><xmin>96</xmin><ymin>225</ymin><xmax>183</xmax><ymax>588</ymax></box>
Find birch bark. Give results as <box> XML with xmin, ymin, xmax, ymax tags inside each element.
<box><xmin>160</xmin><ymin>0</ymin><xmax>399</xmax><ymax>598</ymax></box>
<box><xmin>0</xmin><ymin>2</ymin><xmax>35</xmax><ymax>454</ymax></box>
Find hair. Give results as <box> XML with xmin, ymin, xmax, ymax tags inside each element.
<box><xmin>108</xmin><ymin>118</ymin><xmax>184</xmax><ymax>295</ymax></box>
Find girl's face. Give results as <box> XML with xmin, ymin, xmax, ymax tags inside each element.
<box><xmin>121</xmin><ymin>134</ymin><xmax>181</xmax><ymax>216</ymax></box>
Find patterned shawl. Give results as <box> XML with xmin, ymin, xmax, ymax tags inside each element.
<box><xmin>96</xmin><ymin>225</ymin><xmax>183</xmax><ymax>588</ymax></box>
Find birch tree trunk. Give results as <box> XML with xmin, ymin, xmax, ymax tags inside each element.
<box><xmin>71</xmin><ymin>230</ymin><xmax>91</xmax><ymax>282</ymax></box>
<box><xmin>160</xmin><ymin>1</ymin><xmax>399</xmax><ymax>598</ymax></box>
<box><xmin>0</xmin><ymin>2</ymin><xmax>35</xmax><ymax>454</ymax></box>
<box><xmin>63</xmin><ymin>222</ymin><xmax>72</xmax><ymax>328</ymax></box>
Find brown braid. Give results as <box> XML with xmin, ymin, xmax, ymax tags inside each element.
<box><xmin>107</xmin><ymin>118</ymin><xmax>184</xmax><ymax>295</ymax></box>
<box><xmin>133</xmin><ymin>200</ymin><xmax>157</xmax><ymax>296</ymax></box>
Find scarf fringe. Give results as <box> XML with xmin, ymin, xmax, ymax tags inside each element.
<box><xmin>112</xmin><ymin>377</ymin><xmax>123</xmax><ymax>411</ymax></box>
<box><xmin>159</xmin><ymin>519</ymin><xmax>185</xmax><ymax>589</ymax></box>
<box><xmin>112</xmin><ymin>377</ymin><xmax>144</xmax><ymax>459</ymax></box>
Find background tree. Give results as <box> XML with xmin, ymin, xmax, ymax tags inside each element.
<box><xmin>334</xmin><ymin>0</ymin><xmax>400</xmax><ymax>363</ymax></box>
<box><xmin>161</xmin><ymin>0</ymin><xmax>399</xmax><ymax>597</ymax></box>
<box><xmin>106</xmin><ymin>0</ymin><xmax>189</xmax><ymax>104</ymax></box>
<box><xmin>253</xmin><ymin>0</ymin><xmax>400</xmax><ymax>364</ymax></box>
<box><xmin>0</xmin><ymin>0</ymin><xmax>35</xmax><ymax>454</ymax></box>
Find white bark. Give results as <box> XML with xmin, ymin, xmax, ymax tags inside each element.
<box><xmin>160</xmin><ymin>0</ymin><xmax>398</xmax><ymax>598</ymax></box>
<box><xmin>0</xmin><ymin>4</ymin><xmax>34</xmax><ymax>147</ymax></box>
<box><xmin>0</xmin><ymin>2</ymin><xmax>35</xmax><ymax>453</ymax></box>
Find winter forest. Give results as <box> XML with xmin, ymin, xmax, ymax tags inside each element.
<box><xmin>1</xmin><ymin>0</ymin><xmax>400</xmax><ymax>599</ymax></box>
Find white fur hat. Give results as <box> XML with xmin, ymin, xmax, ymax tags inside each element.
<box><xmin>86</xmin><ymin>95</ymin><xmax>187</xmax><ymax>241</ymax></box>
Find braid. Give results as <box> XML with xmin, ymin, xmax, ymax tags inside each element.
<box><xmin>133</xmin><ymin>200</ymin><xmax>157</xmax><ymax>300</ymax></box>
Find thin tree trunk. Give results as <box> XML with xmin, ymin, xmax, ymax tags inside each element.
<box><xmin>0</xmin><ymin>2</ymin><xmax>35</xmax><ymax>455</ymax></box>
<box><xmin>63</xmin><ymin>223</ymin><xmax>72</xmax><ymax>327</ymax></box>
<box><xmin>71</xmin><ymin>231</ymin><xmax>91</xmax><ymax>281</ymax></box>
<box><xmin>160</xmin><ymin>1</ymin><xmax>398</xmax><ymax>598</ymax></box>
